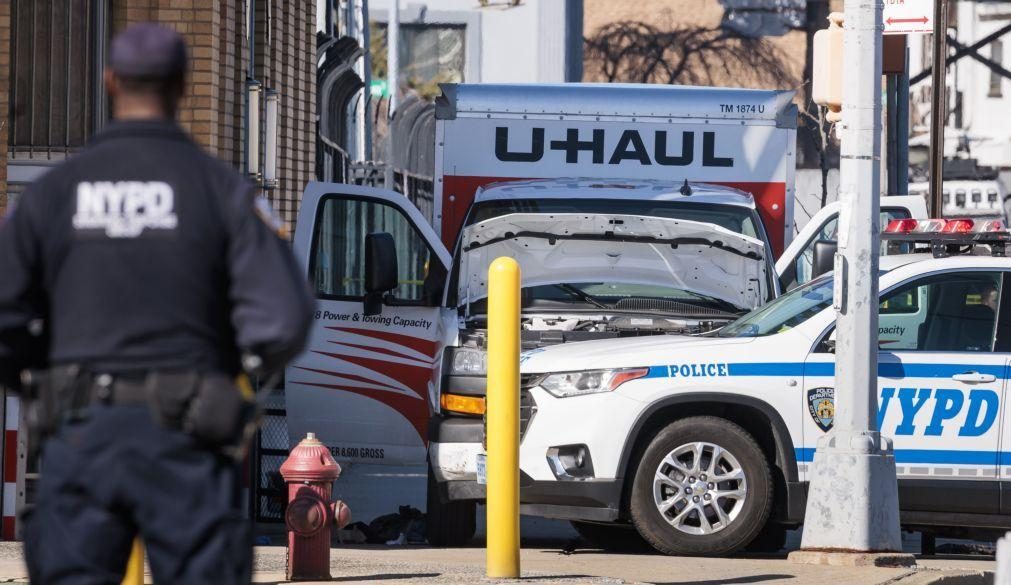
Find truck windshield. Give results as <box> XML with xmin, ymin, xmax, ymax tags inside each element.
<box><xmin>467</xmin><ymin>198</ymin><xmax>760</xmax><ymax>238</ymax></box>
<box><xmin>717</xmin><ymin>274</ymin><xmax>834</xmax><ymax>337</ymax></box>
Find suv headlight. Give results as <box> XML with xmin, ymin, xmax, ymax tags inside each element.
<box><xmin>539</xmin><ymin>368</ymin><xmax>650</xmax><ymax>398</ymax></box>
<box><xmin>448</xmin><ymin>347</ymin><xmax>488</xmax><ymax>376</ymax></box>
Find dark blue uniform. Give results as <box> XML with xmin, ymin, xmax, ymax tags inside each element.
<box><xmin>0</xmin><ymin>119</ymin><xmax>313</xmax><ymax>583</ymax></box>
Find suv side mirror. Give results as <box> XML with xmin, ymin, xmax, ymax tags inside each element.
<box><xmin>823</xmin><ymin>329</ymin><xmax>837</xmax><ymax>353</ymax></box>
<box><xmin>812</xmin><ymin>240</ymin><xmax>837</xmax><ymax>279</ymax></box>
<box><xmin>364</xmin><ymin>232</ymin><xmax>398</xmax><ymax>316</ymax></box>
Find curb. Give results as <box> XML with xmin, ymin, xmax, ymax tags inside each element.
<box><xmin>890</xmin><ymin>569</ymin><xmax>993</xmax><ymax>585</ymax></box>
<box><xmin>788</xmin><ymin>550</ymin><xmax>917</xmax><ymax>567</ymax></box>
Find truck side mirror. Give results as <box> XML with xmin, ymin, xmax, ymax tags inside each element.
<box><xmin>364</xmin><ymin>232</ymin><xmax>398</xmax><ymax>316</ymax></box>
<box><xmin>812</xmin><ymin>240</ymin><xmax>837</xmax><ymax>279</ymax></box>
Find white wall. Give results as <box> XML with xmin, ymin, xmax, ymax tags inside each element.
<box><xmin>907</xmin><ymin>2</ymin><xmax>1011</xmax><ymax>169</ymax></box>
<box><xmin>953</xmin><ymin>2</ymin><xmax>1011</xmax><ymax>169</ymax></box>
<box><xmin>368</xmin><ymin>0</ymin><xmax>581</xmax><ymax>84</ymax></box>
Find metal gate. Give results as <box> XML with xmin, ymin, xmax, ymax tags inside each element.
<box><xmin>251</xmin><ymin>391</ymin><xmax>289</xmax><ymax>523</ymax></box>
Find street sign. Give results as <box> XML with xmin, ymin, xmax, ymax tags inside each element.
<box><xmin>883</xmin><ymin>0</ymin><xmax>933</xmax><ymax>35</ymax></box>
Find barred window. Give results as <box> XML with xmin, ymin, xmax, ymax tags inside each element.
<box><xmin>9</xmin><ymin>0</ymin><xmax>107</xmax><ymax>157</ymax></box>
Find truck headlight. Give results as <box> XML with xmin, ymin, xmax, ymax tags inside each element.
<box><xmin>448</xmin><ymin>347</ymin><xmax>487</xmax><ymax>376</ymax></box>
<box><xmin>539</xmin><ymin>368</ymin><xmax>650</xmax><ymax>398</ymax></box>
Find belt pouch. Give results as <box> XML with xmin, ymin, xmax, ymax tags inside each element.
<box><xmin>182</xmin><ymin>373</ymin><xmax>255</xmax><ymax>448</ymax></box>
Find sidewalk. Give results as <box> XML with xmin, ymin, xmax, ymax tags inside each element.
<box><xmin>0</xmin><ymin>542</ymin><xmax>995</xmax><ymax>584</ymax></box>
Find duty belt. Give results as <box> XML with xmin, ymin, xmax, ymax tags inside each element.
<box><xmin>86</xmin><ymin>371</ymin><xmax>199</xmax><ymax>406</ymax></box>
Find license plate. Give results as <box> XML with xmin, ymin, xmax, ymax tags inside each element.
<box><xmin>476</xmin><ymin>453</ymin><xmax>487</xmax><ymax>485</ymax></box>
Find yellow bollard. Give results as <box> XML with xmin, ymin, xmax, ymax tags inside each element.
<box><xmin>121</xmin><ymin>538</ymin><xmax>144</xmax><ymax>585</ymax></box>
<box><xmin>486</xmin><ymin>256</ymin><xmax>521</xmax><ymax>579</ymax></box>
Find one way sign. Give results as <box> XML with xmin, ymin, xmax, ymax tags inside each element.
<box><xmin>883</xmin><ymin>0</ymin><xmax>933</xmax><ymax>35</ymax></box>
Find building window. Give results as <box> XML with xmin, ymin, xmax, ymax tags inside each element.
<box><xmin>9</xmin><ymin>0</ymin><xmax>107</xmax><ymax>158</ymax></box>
<box><xmin>371</xmin><ymin>23</ymin><xmax>466</xmax><ymax>100</ymax></box>
<box><xmin>989</xmin><ymin>40</ymin><xmax>1003</xmax><ymax>98</ymax></box>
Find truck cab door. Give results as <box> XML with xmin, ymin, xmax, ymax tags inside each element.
<box><xmin>286</xmin><ymin>183</ymin><xmax>455</xmax><ymax>483</ymax></box>
<box><xmin>777</xmin><ymin>196</ymin><xmax>927</xmax><ymax>292</ymax></box>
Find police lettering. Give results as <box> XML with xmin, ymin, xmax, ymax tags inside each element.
<box><xmin>668</xmin><ymin>362</ymin><xmax>729</xmax><ymax>378</ymax></box>
<box><xmin>878</xmin><ymin>387</ymin><xmax>999</xmax><ymax>436</ymax></box>
<box><xmin>494</xmin><ymin>127</ymin><xmax>735</xmax><ymax>167</ymax></box>
<box><xmin>73</xmin><ymin>181</ymin><xmax>178</xmax><ymax>238</ymax></box>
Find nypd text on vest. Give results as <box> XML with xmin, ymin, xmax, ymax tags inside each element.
<box><xmin>73</xmin><ymin>181</ymin><xmax>178</xmax><ymax>238</ymax></box>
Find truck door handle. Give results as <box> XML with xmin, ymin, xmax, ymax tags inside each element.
<box><xmin>951</xmin><ymin>372</ymin><xmax>997</xmax><ymax>384</ymax></box>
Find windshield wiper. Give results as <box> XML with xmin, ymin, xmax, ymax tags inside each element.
<box><xmin>554</xmin><ymin>284</ymin><xmax>612</xmax><ymax>310</ymax></box>
<box><xmin>465</xmin><ymin>231</ymin><xmax>763</xmax><ymax>261</ymax></box>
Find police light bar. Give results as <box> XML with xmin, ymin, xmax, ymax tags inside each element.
<box><xmin>882</xmin><ymin>218</ymin><xmax>1009</xmax><ymax>257</ymax></box>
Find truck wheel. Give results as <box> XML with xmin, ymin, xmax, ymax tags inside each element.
<box><xmin>629</xmin><ymin>416</ymin><xmax>773</xmax><ymax>556</ymax></box>
<box><xmin>425</xmin><ymin>468</ymin><xmax>476</xmax><ymax>547</ymax></box>
<box><xmin>570</xmin><ymin>521</ymin><xmax>652</xmax><ymax>553</ymax></box>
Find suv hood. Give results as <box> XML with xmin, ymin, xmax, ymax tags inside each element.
<box><xmin>459</xmin><ymin>213</ymin><xmax>768</xmax><ymax>311</ymax></box>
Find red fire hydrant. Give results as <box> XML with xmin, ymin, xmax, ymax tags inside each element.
<box><xmin>280</xmin><ymin>432</ymin><xmax>351</xmax><ymax>581</ymax></box>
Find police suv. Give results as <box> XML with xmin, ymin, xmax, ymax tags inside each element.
<box><xmin>511</xmin><ymin>218</ymin><xmax>1011</xmax><ymax>555</ymax></box>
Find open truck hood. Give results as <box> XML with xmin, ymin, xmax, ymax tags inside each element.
<box><xmin>459</xmin><ymin>213</ymin><xmax>769</xmax><ymax>311</ymax></box>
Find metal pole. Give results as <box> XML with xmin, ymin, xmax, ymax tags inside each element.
<box><xmin>385</xmin><ymin>0</ymin><xmax>399</xmax><ymax>189</ymax></box>
<box><xmin>886</xmin><ymin>75</ymin><xmax>898</xmax><ymax>195</ymax></box>
<box><xmin>795</xmin><ymin>0</ymin><xmax>905</xmax><ymax>556</ymax></box>
<box><xmin>355</xmin><ymin>0</ymin><xmax>373</xmax><ymax>162</ymax></box>
<box><xmin>896</xmin><ymin>48</ymin><xmax>910</xmax><ymax>195</ymax></box>
<box><xmin>929</xmin><ymin>0</ymin><xmax>949</xmax><ymax>216</ymax></box>
<box><xmin>388</xmin><ymin>0</ymin><xmax>399</xmax><ymax>116</ymax></box>
<box><xmin>486</xmin><ymin>257</ymin><xmax>521</xmax><ymax>579</ymax></box>
<box><xmin>120</xmin><ymin>539</ymin><xmax>144</xmax><ymax>585</ymax></box>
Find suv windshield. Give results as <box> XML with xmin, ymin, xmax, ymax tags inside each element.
<box><xmin>717</xmin><ymin>274</ymin><xmax>833</xmax><ymax>337</ymax></box>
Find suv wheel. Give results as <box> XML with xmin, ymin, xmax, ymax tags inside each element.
<box><xmin>570</xmin><ymin>521</ymin><xmax>652</xmax><ymax>553</ymax></box>
<box><xmin>425</xmin><ymin>466</ymin><xmax>476</xmax><ymax>547</ymax></box>
<box><xmin>630</xmin><ymin>416</ymin><xmax>772</xmax><ymax>556</ymax></box>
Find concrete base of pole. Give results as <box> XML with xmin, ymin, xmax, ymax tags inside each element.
<box><xmin>788</xmin><ymin>550</ymin><xmax>915</xmax><ymax>567</ymax></box>
<box><xmin>797</xmin><ymin>431</ymin><xmax>905</xmax><ymax>553</ymax></box>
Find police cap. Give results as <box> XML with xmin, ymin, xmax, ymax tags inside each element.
<box><xmin>109</xmin><ymin>23</ymin><xmax>188</xmax><ymax>79</ymax></box>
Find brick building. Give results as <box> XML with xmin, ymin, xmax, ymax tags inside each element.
<box><xmin>0</xmin><ymin>0</ymin><xmax>317</xmax><ymax>225</ymax></box>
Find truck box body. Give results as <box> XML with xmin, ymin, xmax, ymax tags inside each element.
<box><xmin>434</xmin><ymin>83</ymin><xmax>798</xmax><ymax>254</ymax></box>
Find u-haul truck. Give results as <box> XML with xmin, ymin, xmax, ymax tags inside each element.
<box><xmin>285</xmin><ymin>83</ymin><xmax>926</xmax><ymax>532</ymax></box>
<box><xmin>435</xmin><ymin>83</ymin><xmax>797</xmax><ymax>255</ymax></box>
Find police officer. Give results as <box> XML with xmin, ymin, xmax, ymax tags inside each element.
<box><xmin>0</xmin><ymin>23</ymin><xmax>313</xmax><ymax>584</ymax></box>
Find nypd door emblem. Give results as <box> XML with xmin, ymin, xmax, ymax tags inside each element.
<box><xmin>807</xmin><ymin>387</ymin><xmax>835</xmax><ymax>432</ymax></box>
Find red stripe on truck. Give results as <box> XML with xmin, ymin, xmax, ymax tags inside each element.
<box><xmin>326</xmin><ymin>326</ymin><xmax>439</xmax><ymax>359</ymax></box>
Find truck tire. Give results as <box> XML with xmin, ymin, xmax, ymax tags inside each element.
<box><xmin>629</xmin><ymin>416</ymin><xmax>773</xmax><ymax>556</ymax></box>
<box><xmin>425</xmin><ymin>468</ymin><xmax>476</xmax><ymax>547</ymax></box>
<box><xmin>571</xmin><ymin>521</ymin><xmax>652</xmax><ymax>553</ymax></box>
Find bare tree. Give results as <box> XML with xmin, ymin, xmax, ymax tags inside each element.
<box><xmin>799</xmin><ymin>95</ymin><xmax>837</xmax><ymax>208</ymax></box>
<box><xmin>584</xmin><ymin>20</ymin><xmax>794</xmax><ymax>87</ymax></box>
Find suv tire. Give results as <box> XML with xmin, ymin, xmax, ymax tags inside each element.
<box><xmin>425</xmin><ymin>467</ymin><xmax>476</xmax><ymax>547</ymax></box>
<box><xmin>630</xmin><ymin>416</ymin><xmax>773</xmax><ymax>556</ymax></box>
<box><xmin>571</xmin><ymin>521</ymin><xmax>652</xmax><ymax>553</ymax></box>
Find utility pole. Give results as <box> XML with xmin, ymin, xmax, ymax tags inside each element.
<box><xmin>793</xmin><ymin>0</ymin><xmax>906</xmax><ymax>559</ymax></box>
<box><xmin>348</xmin><ymin>0</ymin><xmax>373</xmax><ymax>162</ymax></box>
<box><xmin>929</xmin><ymin>0</ymin><xmax>949</xmax><ymax>216</ymax></box>
<box><xmin>388</xmin><ymin>0</ymin><xmax>399</xmax><ymax>117</ymax></box>
<box><xmin>385</xmin><ymin>0</ymin><xmax>399</xmax><ymax>190</ymax></box>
